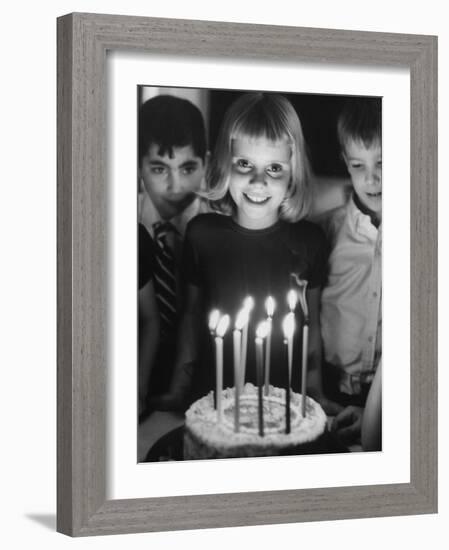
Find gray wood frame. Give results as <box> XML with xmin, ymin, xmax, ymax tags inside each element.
<box><xmin>57</xmin><ymin>12</ymin><xmax>438</xmax><ymax>537</ymax></box>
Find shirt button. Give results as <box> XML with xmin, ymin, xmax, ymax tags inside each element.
<box><xmin>368</xmin><ymin>336</ymin><xmax>373</xmax><ymax>343</ymax></box>
<box><xmin>373</xmin><ymin>291</ymin><xmax>378</xmax><ymax>298</ymax></box>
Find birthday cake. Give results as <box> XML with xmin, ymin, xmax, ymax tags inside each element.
<box><xmin>184</xmin><ymin>383</ymin><xmax>327</xmax><ymax>460</ymax></box>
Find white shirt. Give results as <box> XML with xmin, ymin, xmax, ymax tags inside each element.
<box><xmin>320</xmin><ymin>196</ymin><xmax>382</xmax><ymax>395</ymax></box>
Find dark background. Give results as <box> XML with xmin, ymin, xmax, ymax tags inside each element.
<box><xmin>208</xmin><ymin>90</ymin><xmax>381</xmax><ymax>177</ymax></box>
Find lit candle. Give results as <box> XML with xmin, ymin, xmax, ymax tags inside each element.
<box><xmin>282</xmin><ymin>312</ymin><xmax>295</xmax><ymax>433</ymax></box>
<box><xmin>301</xmin><ymin>322</ymin><xmax>309</xmax><ymax>418</ymax></box>
<box><xmin>295</xmin><ymin>278</ymin><xmax>309</xmax><ymax>321</ymax></box>
<box><xmin>208</xmin><ymin>309</ymin><xmax>221</xmax><ymax>409</ymax></box>
<box><xmin>240</xmin><ymin>296</ymin><xmax>254</xmax><ymax>392</ymax></box>
<box><xmin>283</xmin><ymin>337</ymin><xmax>290</xmax><ymax>434</ymax></box>
<box><xmin>255</xmin><ymin>321</ymin><xmax>270</xmax><ymax>437</ymax></box>
<box><xmin>208</xmin><ymin>309</ymin><xmax>221</xmax><ymax>334</ymax></box>
<box><xmin>287</xmin><ymin>289</ymin><xmax>298</xmax><ymax>312</ymax></box>
<box><xmin>233</xmin><ymin>309</ymin><xmax>248</xmax><ymax>432</ymax></box>
<box><xmin>264</xmin><ymin>296</ymin><xmax>275</xmax><ymax>395</ymax></box>
<box><xmin>215</xmin><ymin>314</ymin><xmax>230</xmax><ymax>423</ymax></box>
<box><xmin>294</xmin><ymin>279</ymin><xmax>309</xmax><ymax>417</ymax></box>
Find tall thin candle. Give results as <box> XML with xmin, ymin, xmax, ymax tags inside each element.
<box><xmin>233</xmin><ymin>309</ymin><xmax>248</xmax><ymax>432</ymax></box>
<box><xmin>255</xmin><ymin>321</ymin><xmax>269</xmax><ymax>437</ymax></box>
<box><xmin>240</xmin><ymin>296</ymin><xmax>254</xmax><ymax>392</ymax></box>
<box><xmin>284</xmin><ymin>338</ymin><xmax>291</xmax><ymax>434</ymax></box>
<box><xmin>215</xmin><ymin>314</ymin><xmax>230</xmax><ymax>423</ymax></box>
<box><xmin>208</xmin><ymin>309</ymin><xmax>221</xmax><ymax>409</ymax></box>
<box><xmin>282</xmin><ymin>312</ymin><xmax>295</xmax><ymax>433</ymax></box>
<box><xmin>294</xmin><ymin>278</ymin><xmax>309</xmax><ymax>418</ymax></box>
<box><xmin>301</xmin><ymin>322</ymin><xmax>309</xmax><ymax>418</ymax></box>
<box><xmin>264</xmin><ymin>296</ymin><xmax>275</xmax><ymax>396</ymax></box>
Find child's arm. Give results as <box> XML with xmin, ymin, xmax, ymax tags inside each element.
<box><xmin>170</xmin><ymin>283</ymin><xmax>202</xmax><ymax>396</ymax></box>
<box><xmin>361</xmin><ymin>363</ymin><xmax>382</xmax><ymax>451</ymax></box>
<box><xmin>150</xmin><ymin>283</ymin><xmax>202</xmax><ymax>411</ymax></box>
<box><xmin>306</xmin><ymin>288</ymin><xmax>344</xmax><ymax>416</ymax></box>
<box><xmin>331</xmin><ymin>363</ymin><xmax>382</xmax><ymax>446</ymax></box>
<box><xmin>138</xmin><ymin>280</ymin><xmax>160</xmax><ymax>415</ymax></box>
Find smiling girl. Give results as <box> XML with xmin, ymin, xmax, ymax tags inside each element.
<box><xmin>154</xmin><ymin>93</ymin><xmax>340</xmax><ymax>415</ymax></box>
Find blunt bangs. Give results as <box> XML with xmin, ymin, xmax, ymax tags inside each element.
<box><xmin>230</xmin><ymin>100</ymin><xmax>292</xmax><ymax>144</ymax></box>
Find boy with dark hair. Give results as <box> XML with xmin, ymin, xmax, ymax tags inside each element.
<box><xmin>320</xmin><ymin>98</ymin><xmax>382</xmax><ymax>444</ymax></box>
<box><xmin>138</xmin><ymin>94</ymin><xmax>208</xmax><ymax>419</ymax></box>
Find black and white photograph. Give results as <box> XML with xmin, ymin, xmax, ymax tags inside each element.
<box><xmin>137</xmin><ymin>86</ymin><xmax>382</xmax><ymax>462</ymax></box>
<box><xmin>2</xmin><ymin>0</ymin><xmax>442</xmax><ymax>543</ymax></box>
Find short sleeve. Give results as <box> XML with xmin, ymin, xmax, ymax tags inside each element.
<box><xmin>287</xmin><ymin>221</ymin><xmax>329</xmax><ymax>290</ymax></box>
<box><xmin>306</xmin><ymin>223</ymin><xmax>330</xmax><ymax>289</ymax></box>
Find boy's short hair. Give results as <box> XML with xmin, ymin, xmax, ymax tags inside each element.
<box><xmin>337</xmin><ymin>98</ymin><xmax>381</xmax><ymax>151</ymax></box>
<box><xmin>138</xmin><ymin>94</ymin><xmax>207</xmax><ymax>165</ymax></box>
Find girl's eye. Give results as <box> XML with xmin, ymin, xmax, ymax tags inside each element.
<box><xmin>350</xmin><ymin>163</ymin><xmax>363</xmax><ymax>170</ymax></box>
<box><xmin>266</xmin><ymin>164</ymin><xmax>283</xmax><ymax>175</ymax></box>
<box><xmin>235</xmin><ymin>159</ymin><xmax>252</xmax><ymax>172</ymax></box>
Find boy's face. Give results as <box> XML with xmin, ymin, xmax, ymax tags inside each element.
<box><xmin>343</xmin><ymin>139</ymin><xmax>382</xmax><ymax>214</ymax></box>
<box><xmin>140</xmin><ymin>144</ymin><xmax>205</xmax><ymax>220</ymax></box>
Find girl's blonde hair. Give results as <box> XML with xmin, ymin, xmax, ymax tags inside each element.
<box><xmin>204</xmin><ymin>92</ymin><xmax>311</xmax><ymax>221</ymax></box>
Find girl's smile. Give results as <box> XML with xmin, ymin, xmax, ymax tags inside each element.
<box><xmin>243</xmin><ymin>193</ymin><xmax>271</xmax><ymax>204</ymax></box>
<box><xmin>230</xmin><ymin>136</ymin><xmax>292</xmax><ymax>229</ymax></box>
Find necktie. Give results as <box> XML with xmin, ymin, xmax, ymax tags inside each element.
<box><xmin>152</xmin><ymin>221</ymin><xmax>177</xmax><ymax>337</ymax></box>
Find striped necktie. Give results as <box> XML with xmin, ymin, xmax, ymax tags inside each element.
<box><xmin>152</xmin><ymin>221</ymin><xmax>177</xmax><ymax>337</ymax></box>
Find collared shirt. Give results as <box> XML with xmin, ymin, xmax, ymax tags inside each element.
<box><xmin>320</xmin><ymin>195</ymin><xmax>382</xmax><ymax>395</ymax></box>
<box><xmin>138</xmin><ymin>191</ymin><xmax>205</xmax><ymax>264</ymax></box>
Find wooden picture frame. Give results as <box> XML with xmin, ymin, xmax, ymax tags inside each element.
<box><xmin>57</xmin><ymin>12</ymin><xmax>437</xmax><ymax>536</ymax></box>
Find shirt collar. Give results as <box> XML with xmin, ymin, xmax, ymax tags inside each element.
<box><xmin>352</xmin><ymin>191</ymin><xmax>381</xmax><ymax>229</ymax></box>
<box><xmin>346</xmin><ymin>194</ymin><xmax>379</xmax><ymax>238</ymax></box>
<box><xmin>138</xmin><ymin>191</ymin><xmax>202</xmax><ymax>238</ymax></box>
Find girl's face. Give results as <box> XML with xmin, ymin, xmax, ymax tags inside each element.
<box><xmin>229</xmin><ymin>136</ymin><xmax>292</xmax><ymax>229</ymax></box>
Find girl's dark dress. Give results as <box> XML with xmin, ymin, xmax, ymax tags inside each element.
<box><xmin>181</xmin><ymin>213</ymin><xmax>328</xmax><ymax>404</ymax></box>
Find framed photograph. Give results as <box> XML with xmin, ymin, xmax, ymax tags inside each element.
<box><xmin>57</xmin><ymin>12</ymin><xmax>437</xmax><ymax>536</ymax></box>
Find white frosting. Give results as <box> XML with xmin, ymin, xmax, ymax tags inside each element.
<box><xmin>185</xmin><ymin>384</ymin><xmax>327</xmax><ymax>454</ymax></box>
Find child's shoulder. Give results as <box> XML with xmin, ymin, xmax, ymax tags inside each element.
<box><xmin>309</xmin><ymin>204</ymin><xmax>348</xmax><ymax>240</ymax></box>
<box><xmin>186</xmin><ymin>212</ymin><xmax>230</xmax><ymax>236</ymax></box>
<box><xmin>281</xmin><ymin>219</ymin><xmax>329</xmax><ymax>259</ymax></box>
<box><xmin>288</xmin><ymin>218</ymin><xmax>327</xmax><ymax>244</ymax></box>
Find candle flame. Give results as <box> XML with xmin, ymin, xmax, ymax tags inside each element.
<box><xmin>290</xmin><ymin>274</ymin><xmax>309</xmax><ymax>318</ymax></box>
<box><xmin>208</xmin><ymin>309</ymin><xmax>221</xmax><ymax>333</ymax></box>
<box><xmin>297</xmin><ymin>279</ymin><xmax>309</xmax><ymax>318</ymax></box>
<box><xmin>216</xmin><ymin>314</ymin><xmax>230</xmax><ymax>338</ymax></box>
<box><xmin>265</xmin><ymin>296</ymin><xmax>275</xmax><ymax>317</ymax></box>
<box><xmin>287</xmin><ymin>289</ymin><xmax>297</xmax><ymax>311</ymax></box>
<box><xmin>282</xmin><ymin>312</ymin><xmax>295</xmax><ymax>339</ymax></box>
<box><xmin>235</xmin><ymin>308</ymin><xmax>249</xmax><ymax>331</ymax></box>
<box><xmin>243</xmin><ymin>296</ymin><xmax>254</xmax><ymax>313</ymax></box>
<box><xmin>256</xmin><ymin>320</ymin><xmax>270</xmax><ymax>340</ymax></box>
